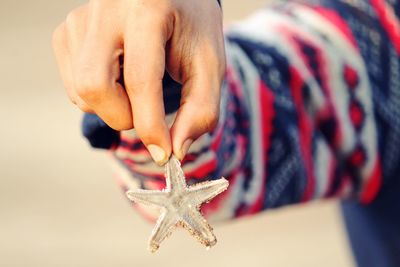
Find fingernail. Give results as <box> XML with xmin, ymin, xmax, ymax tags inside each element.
<box><xmin>179</xmin><ymin>139</ymin><xmax>193</xmax><ymax>161</ymax></box>
<box><xmin>148</xmin><ymin>144</ymin><xmax>168</xmax><ymax>166</ymax></box>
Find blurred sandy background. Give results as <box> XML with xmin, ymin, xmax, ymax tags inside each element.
<box><xmin>0</xmin><ymin>1</ymin><xmax>355</xmax><ymax>266</ymax></box>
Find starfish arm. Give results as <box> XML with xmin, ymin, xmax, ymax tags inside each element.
<box><xmin>148</xmin><ymin>210</ymin><xmax>178</xmax><ymax>253</ymax></box>
<box><xmin>188</xmin><ymin>178</ymin><xmax>229</xmax><ymax>206</ymax></box>
<box><xmin>181</xmin><ymin>209</ymin><xmax>217</xmax><ymax>248</ymax></box>
<box><xmin>165</xmin><ymin>155</ymin><xmax>187</xmax><ymax>191</ymax></box>
<box><xmin>126</xmin><ymin>189</ymin><xmax>169</xmax><ymax>208</ymax></box>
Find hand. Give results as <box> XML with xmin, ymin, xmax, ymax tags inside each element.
<box><xmin>52</xmin><ymin>0</ymin><xmax>226</xmax><ymax>165</ymax></box>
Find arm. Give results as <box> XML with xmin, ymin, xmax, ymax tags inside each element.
<box><xmin>110</xmin><ymin>0</ymin><xmax>400</xmax><ymax>221</ymax></box>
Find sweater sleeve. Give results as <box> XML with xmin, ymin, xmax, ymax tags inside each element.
<box><xmin>84</xmin><ymin>0</ymin><xmax>400</xmax><ymax>222</ymax></box>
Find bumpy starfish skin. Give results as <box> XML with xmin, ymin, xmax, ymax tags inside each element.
<box><xmin>126</xmin><ymin>155</ymin><xmax>229</xmax><ymax>252</ymax></box>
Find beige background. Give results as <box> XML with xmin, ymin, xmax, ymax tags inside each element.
<box><xmin>0</xmin><ymin>1</ymin><xmax>355</xmax><ymax>266</ymax></box>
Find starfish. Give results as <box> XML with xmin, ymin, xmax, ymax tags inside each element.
<box><xmin>126</xmin><ymin>155</ymin><xmax>229</xmax><ymax>253</ymax></box>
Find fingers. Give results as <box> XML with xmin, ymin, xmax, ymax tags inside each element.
<box><xmin>170</xmin><ymin>75</ymin><xmax>221</xmax><ymax>161</ymax></box>
<box><xmin>52</xmin><ymin>22</ymin><xmax>94</xmax><ymax>113</ymax></box>
<box><xmin>72</xmin><ymin>2</ymin><xmax>132</xmax><ymax>130</ymax></box>
<box><xmin>52</xmin><ymin>0</ymin><xmax>226</xmax><ymax>165</ymax></box>
<box><xmin>168</xmin><ymin>1</ymin><xmax>226</xmax><ymax>161</ymax></box>
<box><xmin>123</xmin><ymin>11</ymin><xmax>173</xmax><ymax>165</ymax></box>
<box><xmin>53</xmin><ymin>4</ymin><xmax>133</xmax><ymax>130</ymax></box>
<box><xmin>170</xmin><ymin>46</ymin><xmax>224</xmax><ymax>161</ymax></box>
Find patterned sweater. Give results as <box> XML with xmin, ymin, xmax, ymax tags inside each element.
<box><xmin>82</xmin><ymin>0</ymin><xmax>400</xmax><ymax>222</ymax></box>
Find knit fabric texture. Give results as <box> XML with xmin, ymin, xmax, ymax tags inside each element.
<box><xmin>82</xmin><ymin>0</ymin><xmax>400</xmax><ymax>222</ymax></box>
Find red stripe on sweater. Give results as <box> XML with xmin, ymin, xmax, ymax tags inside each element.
<box><xmin>370</xmin><ymin>0</ymin><xmax>400</xmax><ymax>55</ymax></box>
<box><xmin>279</xmin><ymin>25</ymin><xmax>344</xmax><ymax>148</ymax></box>
<box><xmin>289</xmin><ymin>67</ymin><xmax>316</xmax><ymax>201</ymax></box>
<box><xmin>185</xmin><ymin>158</ymin><xmax>218</xmax><ymax>180</ymax></box>
<box><xmin>359</xmin><ymin>158</ymin><xmax>382</xmax><ymax>204</ymax></box>
<box><xmin>211</xmin><ymin>127</ymin><xmax>223</xmax><ymax>151</ymax></box>
<box><xmin>201</xmin><ymin>170</ymin><xmax>241</xmax><ymax>218</ymax></box>
<box><xmin>311</xmin><ymin>6</ymin><xmax>359</xmax><ymax>50</ymax></box>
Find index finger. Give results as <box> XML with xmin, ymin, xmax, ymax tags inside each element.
<box><xmin>123</xmin><ymin>11</ymin><xmax>173</xmax><ymax>165</ymax></box>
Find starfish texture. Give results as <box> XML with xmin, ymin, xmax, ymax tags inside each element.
<box><xmin>126</xmin><ymin>155</ymin><xmax>229</xmax><ymax>253</ymax></box>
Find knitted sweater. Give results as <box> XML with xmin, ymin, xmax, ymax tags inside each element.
<box><xmin>82</xmin><ymin>0</ymin><xmax>400</xmax><ymax>222</ymax></box>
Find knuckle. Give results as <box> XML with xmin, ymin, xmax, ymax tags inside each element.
<box><xmin>153</xmin><ymin>8</ymin><xmax>170</xmax><ymax>24</ymax></box>
<box><xmin>76</xmin><ymin>102</ymin><xmax>92</xmax><ymax>113</ymax></box>
<box><xmin>74</xmin><ymin>71</ymin><xmax>108</xmax><ymax>102</ymax></box>
<box><xmin>142</xmin><ymin>0</ymin><xmax>171</xmax><ymax>14</ymax></box>
<box><xmin>52</xmin><ymin>23</ymin><xmax>65</xmax><ymax>48</ymax></box>
<box><xmin>65</xmin><ymin>6</ymin><xmax>85</xmax><ymax>28</ymax></box>
<box><xmin>68</xmin><ymin>95</ymin><xmax>78</xmax><ymax>105</ymax></box>
<box><xmin>65</xmin><ymin>10</ymin><xmax>78</xmax><ymax>28</ymax></box>
<box><xmin>144</xmin><ymin>4</ymin><xmax>172</xmax><ymax>28</ymax></box>
<box><xmin>72</xmin><ymin>97</ymin><xmax>92</xmax><ymax>112</ymax></box>
<box><xmin>64</xmin><ymin>6</ymin><xmax>87</xmax><ymax>38</ymax></box>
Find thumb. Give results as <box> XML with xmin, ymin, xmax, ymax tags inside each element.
<box><xmin>171</xmin><ymin>75</ymin><xmax>221</xmax><ymax>161</ymax></box>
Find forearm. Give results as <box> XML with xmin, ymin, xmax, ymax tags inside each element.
<box><xmin>183</xmin><ymin>0</ymin><xmax>399</xmax><ymax>219</ymax></box>
<box><xmin>209</xmin><ymin>0</ymin><xmax>400</xmax><ymax>217</ymax></box>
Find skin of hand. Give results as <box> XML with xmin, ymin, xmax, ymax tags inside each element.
<box><xmin>52</xmin><ymin>0</ymin><xmax>226</xmax><ymax>165</ymax></box>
